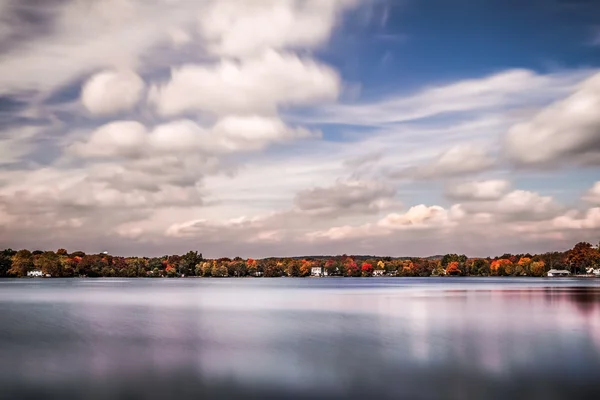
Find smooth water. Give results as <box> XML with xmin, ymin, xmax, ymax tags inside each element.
<box><xmin>0</xmin><ymin>277</ymin><xmax>599</xmax><ymax>400</ymax></box>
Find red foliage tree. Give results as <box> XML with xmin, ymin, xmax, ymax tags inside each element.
<box><xmin>361</xmin><ymin>263</ymin><xmax>373</xmax><ymax>277</ymax></box>
<box><xmin>344</xmin><ymin>258</ymin><xmax>359</xmax><ymax>277</ymax></box>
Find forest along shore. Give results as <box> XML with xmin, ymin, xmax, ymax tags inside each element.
<box><xmin>1</xmin><ymin>241</ymin><xmax>599</xmax><ymax>279</ymax></box>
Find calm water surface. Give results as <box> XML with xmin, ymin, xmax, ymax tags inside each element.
<box><xmin>1</xmin><ymin>277</ymin><xmax>599</xmax><ymax>400</ymax></box>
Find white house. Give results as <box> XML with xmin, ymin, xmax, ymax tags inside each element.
<box><xmin>547</xmin><ymin>269</ymin><xmax>571</xmax><ymax>277</ymax></box>
<box><xmin>373</xmin><ymin>269</ymin><xmax>386</xmax><ymax>277</ymax></box>
<box><xmin>586</xmin><ymin>268</ymin><xmax>600</xmax><ymax>277</ymax></box>
<box><xmin>27</xmin><ymin>270</ymin><xmax>44</xmax><ymax>277</ymax></box>
<box><xmin>311</xmin><ymin>266</ymin><xmax>327</xmax><ymax>277</ymax></box>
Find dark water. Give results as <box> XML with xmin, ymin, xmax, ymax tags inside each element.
<box><xmin>1</xmin><ymin>278</ymin><xmax>599</xmax><ymax>400</ymax></box>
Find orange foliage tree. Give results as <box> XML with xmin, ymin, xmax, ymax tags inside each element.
<box><xmin>491</xmin><ymin>259</ymin><xmax>513</xmax><ymax>276</ymax></box>
<box><xmin>300</xmin><ymin>260</ymin><xmax>312</xmax><ymax>277</ymax></box>
<box><xmin>530</xmin><ymin>261</ymin><xmax>546</xmax><ymax>277</ymax></box>
<box><xmin>445</xmin><ymin>261</ymin><xmax>461</xmax><ymax>276</ymax></box>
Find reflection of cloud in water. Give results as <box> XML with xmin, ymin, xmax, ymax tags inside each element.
<box><xmin>1</xmin><ymin>278</ymin><xmax>600</xmax><ymax>399</ymax></box>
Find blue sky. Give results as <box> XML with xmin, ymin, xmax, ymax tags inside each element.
<box><xmin>325</xmin><ymin>0</ymin><xmax>600</xmax><ymax>94</ymax></box>
<box><xmin>0</xmin><ymin>0</ymin><xmax>599</xmax><ymax>257</ymax></box>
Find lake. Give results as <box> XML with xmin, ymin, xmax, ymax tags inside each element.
<box><xmin>0</xmin><ymin>277</ymin><xmax>599</xmax><ymax>400</ymax></box>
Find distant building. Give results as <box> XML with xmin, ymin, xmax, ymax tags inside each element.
<box><xmin>373</xmin><ymin>269</ymin><xmax>386</xmax><ymax>277</ymax></box>
<box><xmin>547</xmin><ymin>269</ymin><xmax>571</xmax><ymax>277</ymax></box>
<box><xmin>311</xmin><ymin>266</ymin><xmax>327</xmax><ymax>277</ymax></box>
<box><xmin>586</xmin><ymin>268</ymin><xmax>600</xmax><ymax>277</ymax></box>
<box><xmin>27</xmin><ymin>270</ymin><xmax>43</xmax><ymax>277</ymax></box>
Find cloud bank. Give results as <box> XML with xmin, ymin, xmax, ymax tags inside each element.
<box><xmin>0</xmin><ymin>0</ymin><xmax>599</xmax><ymax>257</ymax></box>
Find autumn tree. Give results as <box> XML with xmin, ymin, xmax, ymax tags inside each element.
<box><xmin>284</xmin><ymin>260</ymin><xmax>299</xmax><ymax>277</ymax></box>
<box><xmin>35</xmin><ymin>251</ymin><xmax>62</xmax><ymax>277</ymax></box>
<box><xmin>77</xmin><ymin>255</ymin><xmax>107</xmax><ymax>277</ymax></box>
<box><xmin>530</xmin><ymin>261</ymin><xmax>546</xmax><ymax>277</ymax></box>
<box><xmin>344</xmin><ymin>258</ymin><xmax>359</xmax><ymax>277</ymax></box>
<box><xmin>8</xmin><ymin>250</ymin><xmax>34</xmax><ymax>277</ymax></box>
<box><xmin>516</xmin><ymin>257</ymin><xmax>532</xmax><ymax>276</ymax></box>
<box><xmin>361</xmin><ymin>263</ymin><xmax>373</xmax><ymax>277</ymax></box>
<box><xmin>490</xmin><ymin>259</ymin><xmax>512</xmax><ymax>276</ymax></box>
<box><xmin>228</xmin><ymin>260</ymin><xmax>247</xmax><ymax>277</ymax></box>
<box><xmin>197</xmin><ymin>261</ymin><xmax>212</xmax><ymax>277</ymax></box>
<box><xmin>441</xmin><ymin>254</ymin><xmax>467</xmax><ymax>266</ymax></box>
<box><xmin>445</xmin><ymin>261</ymin><xmax>461</xmax><ymax>276</ymax></box>
<box><xmin>247</xmin><ymin>258</ymin><xmax>258</xmax><ymax>276</ymax></box>
<box><xmin>61</xmin><ymin>256</ymin><xmax>80</xmax><ymax>277</ymax></box>
<box><xmin>299</xmin><ymin>259</ymin><xmax>312</xmax><ymax>277</ymax></box>
<box><xmin>210</xmin><ymin>264</ymin><xmax>228</xmax><ymax>277</ymax></box>
<box><xmin>264</xmin><ymin>261</ymin><xmax>283</xmax><ymax>277</ymax></box>
<box><xmin>567</xmin><ymin>242</ymin><xmax>599</xmax><ymax>274</ymax></box>
<box><xmin>324</xmin><ymin>259</ymin><xmax>338</xmax><ymax>276</ymax></box>
<box><xmin>397</xmin><ymin>260</ymin><xmax>415</xmax><ymax>277</ymax></box>
<box><xmin>148</xmin><ymin>258</ymin><xmax>164</xmax><ymax>274</ymax></box>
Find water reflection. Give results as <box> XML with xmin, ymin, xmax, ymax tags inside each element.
<box><xmin>0</xmin><ymin>278</ymin><xmax>599</xmax><ymax>400</ymax></box>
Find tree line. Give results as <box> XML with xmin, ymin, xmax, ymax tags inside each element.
<box><xmin>0</xmin><ymin>241</ymin><xmax>598</xmax><ymax>278</ymax></box>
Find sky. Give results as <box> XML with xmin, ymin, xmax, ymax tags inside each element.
<box><xmin>1</xmin><ymin>0</ymin><xmax>600</xmax><ymax>258</ymax></box>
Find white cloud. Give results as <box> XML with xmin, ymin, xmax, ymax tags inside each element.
<box><xmin>445</xmin><ymin>179</ymin><xmax>511</xmax><ymax>201</ymax></box>
<box><xmin>583</xmin><ymin>181</ymin><xmax>600</xmax><ymax>204</ymax></box>
<box><xmin>553</xmin><ymin>208</ymin><xmax>600</xmax><ymax>230</ymax></box>
<box><xmin>1</xmin><ymin>1</ymin><xmax>599</xmax><ymax>257</ymax></box>
<box><xmin>391</xmin><ymin>144</ymin><xmax>495</xmax><ymax>180</ymax></box>
<box><xmin>211</xmin><ymin>115</ymin><xmax>317</xmax><ymax>152</ymax></box>
<box><xmin>149</xmin><ymin>50</ymin><xmax>341</xmax><ymax>117</ymax></box>
<box><xmin>148</xmin><ymin>116</ymin><xmax>316</xmax><ymax>154</ymax></box>
<box><xmin>81</xmin><ymin>70</ymin><xmax>145</xmax><ymax>116</ymax></box>
<box><xmin>460</xmin><ymin>190</ymin><xmax>562</xmax><ymax>221</ymax></box>
<box><xmin>197</xmin><ymin>0</ymin><xmax>358</xmax><ymax>58</ymax></box>
<box><xmin>294</xmin><ymin>179</ymin><xmax>397</xmax><ymax>215</ymax></box>
<box><xmin>504</xmin><ymin>72</ymin><xmax>600</xmax><ymax>167</ymax></box>
<box><xmin>68</xmin><ymin>121</ymin><xmax>148</xmax><ymax>158</ymax></box>
<box><xmin>0</xmin><ymin>126</ymin><xmax>42</xmax><ymax>165</ymax></box>
<box><xmin>0</xmin><ymin>0</ymin><xmax>188</xmax><ymax>95</ymax></box>
<box><xmin>309</xmin><ymin>68</ymin><xmax>593</xmax><ymax>126</ymax></box>
<box><xmin>306</xmin><ymin>204</ymin><xmax>461</xmax><ymax>241</ymax></box>
<box><xmin>378</xmin><ymin>204</ymin><xmax>458</xmax><ymax>229</ymax></box>
<box><xmin>69</xmin><ymin>115</ymin><xmax>317</xmax><ymax>159</ymax></box>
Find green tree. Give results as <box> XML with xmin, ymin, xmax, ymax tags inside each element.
<box><xmin>179</xmin><ymin>251</ymin><xmax>203</xmax><ymax>276</ymax></box>
<box><xmin>0</xmin><ymin>249</ymin><xmax>15</xmax><ymax>276</ymax></box>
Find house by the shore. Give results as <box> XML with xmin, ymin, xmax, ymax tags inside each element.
<box><xmin>586</xmin><ymin>268</ymin><xmax>600</xmax><ymax>277</ymax></box>
<box><xmin>27</xmin><ymin>270</ymin><xmax>44</xmax><ymax>277</ymax></box>
<box><xmin>311</xmin><ymin>266</ymin><xmax>327</xmax><ymax>277</ymax></box>
<box><xmin>547</xmin><ymin>269</ymin><xmax>571</xmax><ymax>277</ymax></box>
